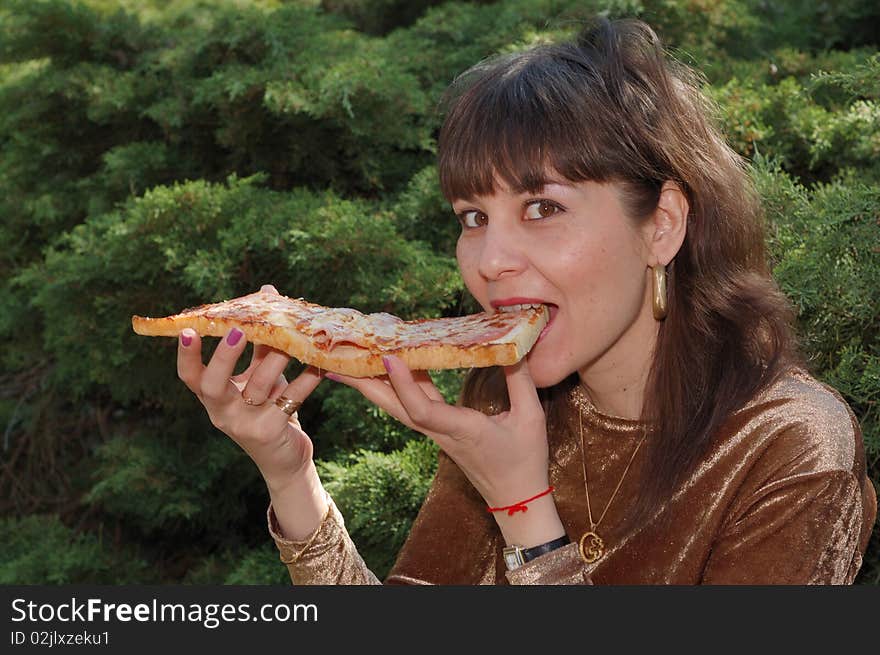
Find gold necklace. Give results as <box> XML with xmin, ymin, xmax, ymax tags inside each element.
<box><xmin>577</xmin><ymin>401</ymin><xmax>646</xmax><ymax>564</ymax></box>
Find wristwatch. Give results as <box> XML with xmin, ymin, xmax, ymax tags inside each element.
<box><xmin>502</xmin><ymin>534</ymin><xmax>571</xmax><ymax>571</ymax></box>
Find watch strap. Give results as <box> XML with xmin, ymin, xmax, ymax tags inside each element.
<box><xmin>503</xmin><ymin>534</ymin><xmax>571</xmax><ymax>571</ymax></box>
<box><xmin>521</xmin><ymin>534</ymin><xmax>571</xmax><ymax>561</ymax></box>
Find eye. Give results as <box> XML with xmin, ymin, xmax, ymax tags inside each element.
<box><xmin>457</xmin><ymin>209</ymin><xmax>488</xmax><ymax>229</ymax></box>
<box><xmin>524</xmin><ymin>199</ymin><xmax>562</xmax><ymax>220</ymax></box>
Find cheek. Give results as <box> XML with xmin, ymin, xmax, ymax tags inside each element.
<box><xmin>455</xmin><ymin>240</ymin><xmax>482</xmax><ymax>298</ymax></box>
<box><xmin>562</xmin><ymin>231</ymin><xmax>646</xmax><ymax>314</ymax></box>
<box><xmin>599</xmin><ymin>219</ymin><xmax>645</xmax><ymax>266</ymax></box>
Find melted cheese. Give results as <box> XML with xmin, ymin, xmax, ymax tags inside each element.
<box><xmin>192</xmin><ymin>291</ymin><xmax>541</xmax><ymax>353</ymax></box>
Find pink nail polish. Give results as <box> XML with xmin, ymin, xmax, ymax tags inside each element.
<box><xmin>382</xmin><ymin>356</ymin><xmax>392</xmax><ymax>374</ymax></box>
<box><xmin>180</xmin><ymin>332</ymin><xmax>192</xmax><ymax>347</ymax></box>
<box><xmin>227</xmin><ymin>328</ymin><xmax>243</xmax><ymax>346</ymax></box>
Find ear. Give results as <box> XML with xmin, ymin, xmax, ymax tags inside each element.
<box><xmin>646</xmin><ymin>181</ymin><xmax>688</xmax><ymax>267</ymax></box>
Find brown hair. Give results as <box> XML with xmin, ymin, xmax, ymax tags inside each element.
<box><xmin>439</xmin><ymin>18</ymin><xmax>804</xmax><ymax>528</ymax></box>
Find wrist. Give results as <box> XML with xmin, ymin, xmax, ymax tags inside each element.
<box><xmin>263</xmin><ymin>459</ymin><xmax>318</xmax><ymax>496</ymax></box>
<box><xmin>492</xmin><ymin>492</ymin><xmax>566</xmax><ymax>549</ymax></box>
<box><xmin>264</xmin><ymin>462</ymin><xmax>329</xmax><ymax>542</ymax></box>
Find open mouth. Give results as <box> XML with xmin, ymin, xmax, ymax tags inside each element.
<box><xmin>491</xmin><ymin>301</ymin><xmax>559</xmax><ymax>344</ymax></box>
<box><xmin>537</xmin><ymin>304</ymin><xmax>558</xmax><ymax>342</ymax></box>
<box><xmin>495</xmin><ymin>303</ymin><xmax>546</xmax><ymax>312</ymax></box>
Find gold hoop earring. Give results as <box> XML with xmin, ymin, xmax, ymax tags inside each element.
<box><xmin>652</xmin><ymin>264</ymin><xmax>667</xmax><ymax>320</ymax></box>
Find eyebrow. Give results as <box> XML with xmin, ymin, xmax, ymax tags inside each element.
<box><xmin>512</xmin><ymin>178</ymin><xmax>578</xmax><ymax>195</ymax></box>
<box><xmin>452</xmin><ymin>179</ymin><xmax>576</xmax><ymax>205</ymax></box>
<box><xmin>533</xmin><ymin>179</ymin><xmax>575</xmax><ymax>189</ymax></box>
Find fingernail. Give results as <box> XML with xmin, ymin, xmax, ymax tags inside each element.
<box><xmin>382</xmin><ymin>356</ymin><xmax>393</xmax><ymax>374</ymax></box>
<box><xmin>227</xmin><ymin>328</ymin><xmax>243</xmax><ymax>346</ymax></box>
<box><xmin>324</xmin><ymin>372</ymin><xmax>341</xmax><ymax>382</ymax></box>
<box><xmin>180</xmin><ymin>331</ymin><xmax>192</xmax><ymax>347</ymax></box>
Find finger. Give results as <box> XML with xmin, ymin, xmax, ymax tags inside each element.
<box><xmin>232</xmin><ymin>342</ymin><xmax>283</xmax><ymax>383</ymax></box>
<box><xmin>325</xmin><ymin>371</ymin><xmax>415</xmax><ymax>427</ymax></box>
<box><xmin>232</xmin><ymin>374</ymin><xmax>286</xmax><ymax>402</ymax></box>
<box><xmin>241</xmin><ymin>348</ymin><xmax>291</xmax><ymax>406</ymax></box>
<box><xmin>411</xmin><ymin>370</ymin><xmax>446</xmax><ymax>403</ymax></box>
<box><xmin>201</xmin><ymin>327</ymin><xmax>249</xmax><ymax>400</ymax></box>
<box><xmin>503</xmin><ymin>358</ymin><xmax>542</xmax><ymax>418</ymax></box>
<box><xmin>177</xmin><ymin>329</ymin><xmax>204</xmax><ymax>395</ymax></box>
<box><xmin>382</xmin><ymin>355</ymin><xmax>478</xmax><ymax>438</ymax></box>
<box><xmin>261</xmin><ymin>366</ymin><xmax>323</xmax><ymax>430</ymax></box>
<box><xmin>268</xmin><ymin>373</ymin><xmax>288</xmax><ymax>399</ymax></box>
<box><xmin>247</xmin><ymin>343</ymin><xmax>272</xmax><ymax>369</ymax></box>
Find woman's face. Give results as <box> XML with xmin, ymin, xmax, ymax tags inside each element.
<box><xmin>453</xmin><ymin>176</ymin><xmax>659</xmax><ymax>390</ymax></box>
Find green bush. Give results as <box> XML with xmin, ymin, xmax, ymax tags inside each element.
<box><xmin>0</xmin><ymin>514</ymin><xmax>151</xmax><ymax>584</ymax></box>
<box><xmin>319</xmin><ymin>438</ymin><xmax>440</xmax><ymax>580</ymax></box>
<box><xmin>708</xmin><ymin>53</ymin><xmax>880</xmax><ymax>183</ymax></box>
<box><xmin>180</xmin><ymin>543</ymin><xmax>292</xmax><ymax>585</ymax></box>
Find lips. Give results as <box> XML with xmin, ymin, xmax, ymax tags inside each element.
<box><xmin>537</xmin><ymin>305</ymin><xmax>558</xmax><ymax>343</ymax></box>
<box><xmin>490</xmin><ymin>297</ymin><xmax>555</xmax><ymax>311</ymax></box>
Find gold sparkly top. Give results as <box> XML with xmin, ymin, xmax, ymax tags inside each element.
<box><xmin>267</xmin><ymin>367</ymin><xmax>876</xmax><ymax>584</ymax></box>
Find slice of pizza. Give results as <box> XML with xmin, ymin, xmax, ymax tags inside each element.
<box><xmin>131</xmin><ymin>290</ymin><xmax>549</xmax><ymax>377</ymax></box>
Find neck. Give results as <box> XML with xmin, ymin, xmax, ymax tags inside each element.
<box><xmin>578</xmin><ymin>371</ymin><xmax>649</xmax><ymax>421</ymax></box>
<box><xmin>577</xmin><ymin>303</ymin><xmax>659</xmax><ymax>421</ymax></box>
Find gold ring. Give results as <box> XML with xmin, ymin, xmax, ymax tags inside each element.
<box><xmin>274</xmin><ymin>395</ymin><xmax>302</xmax><ymax>416</ymax></box>
<box><xmin>242</xmin><ymin>395</ymin><xmax>259</xmax><ymax>406</ymax></box>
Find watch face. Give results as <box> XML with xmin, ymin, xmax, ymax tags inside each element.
<box><xmin>502</xmin><ymin>546</ymin><xmax>525</xmax><ymax>571</ymax></box>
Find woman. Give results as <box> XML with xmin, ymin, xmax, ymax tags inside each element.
<box><xmin>175</xmin><ymin>18</ymin><xmax>876</xmax><ymax>584</ymax></box>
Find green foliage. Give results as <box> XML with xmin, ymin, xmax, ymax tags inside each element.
<box><xmin>0</xmin><ymin>514</ymin><xmax>151</xmax><ymax>584</ymax></box>
<box><xmin>1</xmin><ymin>0</ymin><xmax>877</xmax><ymax>585</ymax></box>
<box><xmin>708</xmin><ymin>51</ymin><xmax>880</xmax><ymax>183</ymax></box>
<box><xmin>83</xmin><ymin>427</ymin><xmax>257</xmax><ymax>534</ymax></box>
<box><xmin>742</xmin><ymin>0</ymin><xmax>880</xmax><ymax>53</ymax></box>
<box><xmin>389</xmin><ymin>165</ymin><xmax>459</xmax><ymax>254</ymax></box>
<box><xmin>635</xmin><ymin>0</ymin><xmax>760</xmax><ymax>62</ymax></box>
<box><xmin>181</xmin><ymin>542</ymin><xmax>292</xmax><ymax>585</ymax></box>
<box><xmin>319</xmin><ymin>0</ymin><xmax>449</xmax><ymax>36</ymax></box>
<box><xmin>811</xmin><ymin>52</ymin><xmax>880</xmax><ymax>101</ymax></box>
<box><xmin>319</xmin><ymin>439</ymin><xmax>439</xmax><ymax>579</ymax></box>
<box><xmin>315</xmin><ymin>367</ymin><xmax>464</xmax><ymax>459</ymax></box>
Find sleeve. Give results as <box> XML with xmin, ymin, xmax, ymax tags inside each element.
<box><xmin>503</xmin><ymin>543</ymin><xmax>594</xmax><ymax>585</ymax></box>
<box><xmin>267</xmin><ymin>490</ymin><xmax>382</xmax><ymax>585</ymax></box>
<box><xmin>702</xmin><ymin>467</ymin><xmax>867</xmax><ymax>584</ymax></box>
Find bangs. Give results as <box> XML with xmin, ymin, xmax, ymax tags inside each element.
<box><xmin>438</xmin><ymin>47</ymin><xmax>629</xmax><ymax>202</ymax></box>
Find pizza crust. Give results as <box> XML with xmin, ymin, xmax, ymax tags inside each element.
<box><xmin>132</xmin><ymin>294</ymin><xmax>549</xmax><ymax>377</ymax></box>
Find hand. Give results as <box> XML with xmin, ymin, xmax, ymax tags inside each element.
<box><xmin>326</xmin><ymin>356</ymin><xmax>550</xmax><ymax>509</ymax></box>
<box><xmin>176</xmin><ymin>285</ymin><xmax>323</xmax><ymax>489</ymax></box>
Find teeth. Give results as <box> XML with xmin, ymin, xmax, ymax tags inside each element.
<box><xmin>497</xmin><ymin>303</ymin><xmax>543</xmax><ymax>312</ymax></box>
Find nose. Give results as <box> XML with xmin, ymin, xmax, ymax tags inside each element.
<box><xmin>476</xmin><ymin>222</ymin><xmax>528</xmax><ymax>281</ymax></box>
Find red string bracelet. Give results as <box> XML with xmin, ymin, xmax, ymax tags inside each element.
<box><xmin>486</xmin><ymin>486</ymin><xmax>555</xmax><ymax>516</ymax></box>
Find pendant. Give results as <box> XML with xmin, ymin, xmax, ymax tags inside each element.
<box><xmin>578</xmin><ymin>530</ymin><xmax>605</xmax><ymax>564</ymax></box>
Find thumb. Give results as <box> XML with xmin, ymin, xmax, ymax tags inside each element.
<box><xmin>503</xmin><ymin>358</ymin><xmax>542</xmax><ymax>417</ymax></box>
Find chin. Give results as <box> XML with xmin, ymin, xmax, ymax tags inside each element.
<box><xmin>524</xmin><ymin>353</ymin><xmax>572</xmax><ymax>390</ymax></box>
